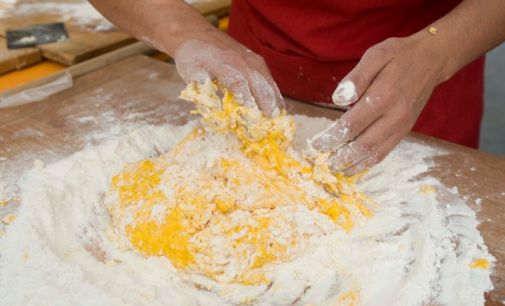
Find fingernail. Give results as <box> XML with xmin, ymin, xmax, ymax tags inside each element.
<box><xmin>332</xmin><ymin>80</ymin><xmax>358</xmax><ymax>106</ymax></box>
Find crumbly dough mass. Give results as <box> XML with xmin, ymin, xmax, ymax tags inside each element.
<box><xmin>104</xmin><ymin>81</ymin><xmax>374</xmax><ymax>285</ymax></box>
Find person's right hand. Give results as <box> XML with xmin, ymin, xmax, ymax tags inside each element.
<box><xmin>172</xmin><ymin>30</ymin><xmax>285</xmax><ymax>117</ymax></box>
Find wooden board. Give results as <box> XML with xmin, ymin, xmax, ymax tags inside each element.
<box><xmin>0</xmin><ymin>0</ymin><xmax>231</xmax><ymax>65</ymax></box>
<box><xmin>193</xmin><ymin>0</ymin><xmax>232</xmax><ymax>17</ymax></box>
<box><xmin>0</xmin><ymin>55</ymin><xmax>503</xmax><ymax>305</ymax></box>
<box><xmin>0</xmin><ymin>37</ymin><xmax>42</xmax><ymax>75</ymax></box>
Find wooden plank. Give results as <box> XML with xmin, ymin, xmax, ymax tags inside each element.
<box><xmin>0</xmin><ymin>0</ymin><xmax>230</xmax><ymax>65</ymax></box>
<box><xmin>193</xmin><ymin>0</ymin><xmax>232</xmax><ymax>17</ymax></box>
<box><xmin>0</xmin><ymin>55</ymin><xmax>158</xmax><ymax>127</ymax></box>
<box><xmin>0</xmin><ymin>37</ymin><xmax>42</xmax><ymax>75</ymax></box>
<box><xmin>0</xmin><ymin>55</ymin><xmax>503</xmax><ymax>304</ymax></box>
<box><xmin>1</xmin><ymin>41</ymin><xmax>156</xmax><ymax>99</ymax></box>
<box><xmin>38</xmin><ymin>32</ymin><xmax>136</xmax><ymax>65</ymax></box>
<box><xmin>0</xmin><ymin>0</ymin><xmax>136</xmax><ymax>66</ymax></box>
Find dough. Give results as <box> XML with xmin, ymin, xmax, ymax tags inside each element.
<box><xmin>104</xmin><ymin>81</ymin><xmax>374</xmax><ymax>285</ymax></box>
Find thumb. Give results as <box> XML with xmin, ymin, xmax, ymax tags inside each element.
<box><xmin>332</xmin><ymin>48</ymin><xmax>389</xmax><ymax>106</ymax></box>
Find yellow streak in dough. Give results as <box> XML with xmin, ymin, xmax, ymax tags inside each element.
<box><xmin>469</xmin><ymin>258</ymin><xmax>490</xmax><ymax>269</ymax></box>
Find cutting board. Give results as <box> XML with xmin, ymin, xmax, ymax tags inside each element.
<box><xmin>0</xmin><ymin>55</ymin><xmax>503</xmax><ymax>305</ymax></box>
<box><xmin>0</xmin><ymin>37</ymin><xmax>42</xmax><ymax>75</ymax></box>
<box><xmin>0</xmin><ymin>0</ymin><xmax>231</xmax><ymax>65</ymax></box>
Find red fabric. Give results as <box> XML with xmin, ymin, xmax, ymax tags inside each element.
<box><xmin>228</xmin><ymin>0</ymin><xmax>484</xmax><ymax>148</ymax></box>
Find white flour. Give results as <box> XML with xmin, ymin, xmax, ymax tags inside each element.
<box><xmin>0</xmin><ymin>0</ymin><xmax>212</xmax><ymax>31</ymax></box>
<box><xmin>0</xmin><ymin>116</ymin><xmax>494</xmax><ymax>305</ymax></box>
<box><xmin>0</xmin><ymin>1</ymin><xmax>114</xmax><ymax>31</ymax></box>
<box><xmin>332</xmin><ymin>80</ymin><xmax>358</xmax><ymax>106</ymax></box>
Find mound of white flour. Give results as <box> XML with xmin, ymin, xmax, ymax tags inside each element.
<box><xmin>0</xmin><ymin>116</ymin><xmax>494</xmax><ymax>306</ymax></box>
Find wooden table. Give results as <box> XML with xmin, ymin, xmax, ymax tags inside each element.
<box><xmin>0</xmin><ymin>55</ymin><xmax>503</xmax><ymax>305</ymax></box>
<box><xmin>0</xmin><ymin>0</ymin><xmax>231</xmax><ymax>67</ymax></box>
<box><xmin>0</xmin><ymin>37</ymin><xmax>42</xmax><ymax>75</ymax></box>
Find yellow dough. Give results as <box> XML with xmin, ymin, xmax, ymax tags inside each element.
<box><xmin>105</xmin><ymin>80</ymin><xmax>375</xmax><ymax>285</ymax></box>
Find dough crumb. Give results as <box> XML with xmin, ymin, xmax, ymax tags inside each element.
<box><xmin>1</xmin><ymin>214</ymin><xmax>16</xmax><ymax>225</ymax></box>
<box><xmin>421</xmin><ymin>185</ymin><xmax>436</xmax><ymax>194</ymax></box>
<box><xmin>34</xmin><ymin>159</ymin><xmax>45</xmax><ymax>169</ymax></box>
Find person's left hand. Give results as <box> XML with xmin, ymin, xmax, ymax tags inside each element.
<box><xmin>310</xmin><ymin>34</ymin><xmax>448</xmax><ymax>175</ymax></box>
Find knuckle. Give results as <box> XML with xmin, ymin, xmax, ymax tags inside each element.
<box><xmin>345</xmin><ymin>121</ymin><xmax>361</xmax><ymax>139</ymax></box>
<box><xmin>369</xmin><ymin>38</ymin><xmax>398</xmax><ymax>57</ymax></box>
<box><xmin>359</xmin><ymin>139</ymin><xmax>376</xmax><ymax>153</ymax></box>
<box><xmin>383</xmin><ymin>37</ymin><xmax>400</xmax><ymax>47</ymax></box>
<box><xmin>251</xmin><ymin>53</ymin><xmax>266</xmax><ymax>64</ymax></box>
<box><xmin>226</xmin><ymin>51</ymin><xmax>248</xmax><ymax>67</ymax></box>
<box><xmin>397</xmin><ymin>106</ymin><xmax>415</xmax><ymax>122</ymax></box>
<box><xmin>224</xmin><ymin>73</ymin><xmax>247</xmax><ymax>88</ymax></box>
<box><xmin>374</xmin><ymin>150</ymin><xmax>388</xmax><ymax>164</ymax></box>
<box><xmin>367</xmin><ymin>44</ymin><xmax>387</xmax><ymax>58</ymax></box>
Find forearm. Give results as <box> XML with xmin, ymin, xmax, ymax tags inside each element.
<box><xmin>88</xmin><ymin>0</ymin><xmax>214</xmax><ymax>55</ymax></box>
<box><xmin>413</xmin><ymin>0</ymin><xmax>505</xmax><ymax>84</ymax></box>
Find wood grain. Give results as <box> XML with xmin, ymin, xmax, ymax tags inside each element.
<box><xmin>0</xmin><ymin>41</ymin><xmax>156</xmax><ymax>99</ymax></box>
<box><xmin>0</xmin><ymin>55</ymin><xmax>503</xmax><ymax>304</ymax></box>
<box><xmin>192</xmin><ymin>0</ymin><xmax>232</xmax><ymax>17</ymax></box>
<box><xmin>0</xmin><ymin>0</ymin><xmax>231</xmax><ymax>65</ymax></box>
<box><xmin>0</xmin><ymin>37</ymin><xmax>42</xmax><ymax>75</ymax></box>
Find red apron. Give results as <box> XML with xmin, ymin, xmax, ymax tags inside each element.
<box><xmin>228</xmin><ymin>0</ymin><xmax>484</xmax><ymax>148</ymax></box>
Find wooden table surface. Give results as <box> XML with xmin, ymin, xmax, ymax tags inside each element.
<box><xmin>0</xmin><ymin>37</ymin><xmax>42</xmax><ymax>75</ymax></box>
<box><xmin>0</xmin><ymin>55</ymin><xmax>503</xmax><ymax>305</ymax></box>
<box><xmin>0</xmin><ymin>0</ymin><xmax>231</xmax><ymax>67</ymax></box>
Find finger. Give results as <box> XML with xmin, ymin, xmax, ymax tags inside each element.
<box><xmin>245</xmin><ymin>70</ymin><xmax>282</xmax><ymax>117</ymax></box>
<box><xmin>342</xmin><ymin>134</ymin><xmax>399</xmax><ymax>176</ymax></box>
<box><xmin>332</xmin><ymin>47</ymin><xmax>391</xmax><ymax>106</ymax></box>
<box><xmin>214</xmin><ymin>64</ymin><xmax>256</xmax><ymax>109</ymax></box>
<box><xmin>311</xmin><ymin>88</ymin><xmax>386</xmax><ymax>152</ymax></box>
<box><xmin>310</xmin><ymin>119</ymin><xmax>352</xmax><ymax>152</ymax></box>
<box><xmin>326</xmin><ymin>116</ymin><xmax>395</xmax><ymax>172</ymax></box>
<box><xmin>245</xmin><ymin>55</ymin><xmax>286</xmax><ymax>117</ymax></box>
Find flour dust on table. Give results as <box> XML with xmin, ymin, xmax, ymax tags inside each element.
<box><xmin>0</xmin><ymin>1</ymin><xmax>115</xmax><ymax>31</ymax></box>
<box><xmin>0</xmin><ymin>115</ymin><xmax>494</xmax><ymax>305</ymax></box>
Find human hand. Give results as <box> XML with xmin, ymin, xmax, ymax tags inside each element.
<box><xmin>311</xmin><ymin>34</ymin><xmax>448</xmax><ymax>175</ymax></box>
<box><xmin>172</xmin><ymin>30</ymin><xmax>285</xmax><ymax>117</ymax></box>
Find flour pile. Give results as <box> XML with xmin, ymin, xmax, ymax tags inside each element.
<box><xmin>0</xmin><ymin>102</ymin><xmax>494</xmax><ymax>304</ymax></box>
<box><xmin>103</xmin><ymin>82</ymin><xmax>375</xmax><ymax>286</ymax></box>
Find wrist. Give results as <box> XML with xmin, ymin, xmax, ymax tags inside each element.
<box><xmin>408</xmin><ymin>28</ymin><xmax>457</xmax><ymax>86</ymax></box>
<box><xmin>158</xmin><ymin>1</ymin><xmax>216</xmax><ymax>56</ymax></box>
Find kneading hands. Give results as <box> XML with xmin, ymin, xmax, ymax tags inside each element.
<box><xmin>90</xmin><ymin>0</ymin><xmax>505</xmax><ymax>175</ymax></box>
<box><xmin>312</xmin><ymin>0</ymin><xmax>505</xmax><ymax>175</ymax></box>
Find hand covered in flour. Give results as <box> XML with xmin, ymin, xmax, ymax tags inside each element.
<box><xmin>173</xmin><ymin>32</ymin><xmax>285</xmax><ymax>117</ymax></box>
<box><xmin>87</xmin><ymin>0</ymin><xmax>284</xmax><ymax>116</ymax></box>
<box><xmin>311</xmin><ymin>35</ymin><xmax>447</xmax><ymax>175</ymax></box>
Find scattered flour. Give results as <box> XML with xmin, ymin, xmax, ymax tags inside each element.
<box><xmin>0</xmin><ymin>0</ymin><xmax>213</xmax><ymax>32</ymax></box>
<box><xmin>0</xmin><ymin>1</ymin><xmax>115</xmax><ymax>31</ymax></box>
<box><xmin>0</xmin><ymin>116</ymin><xmax>495</xmax><ymax>305</ymax></box>
<box><xmin>17</xmin><ymin>35</ymin><xmax>36</xmax><ymax>43</ymax></box>
<box><xmin>0</xmin><ymin>173</ymin><xmax>4</xmax><ymax>201</ymax></box>
<box><xmin>33</xmin><ymin>159</ymin><xmax>45</xmax><ymax>170</ymax></box>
